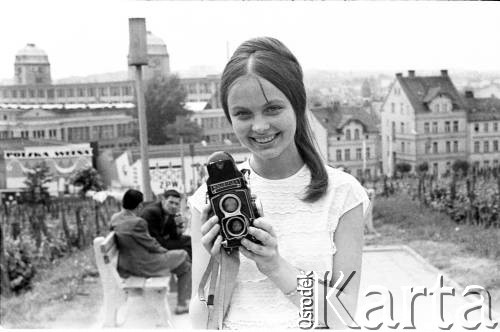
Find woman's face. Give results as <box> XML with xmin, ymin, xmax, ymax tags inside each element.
<box><xmin>227</xmin><ymin>75</ymin><xmax>297</xmax><ymax>162</ymax></box>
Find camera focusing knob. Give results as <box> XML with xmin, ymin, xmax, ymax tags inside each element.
<box><xmin>221</xmin><ymin>240</ymin><xmax>228</xmax><ymax>247</ymax></box>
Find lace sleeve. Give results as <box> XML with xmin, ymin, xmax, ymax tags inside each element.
<box><xmin>187</xmin><ymin>183</ymin><xmax>207</xmax><ymax>214</ymax></box>
<box><xmin>327</xmin><ymin>173</ymin><xmax>370</xmax><ymax>253</ymax></box>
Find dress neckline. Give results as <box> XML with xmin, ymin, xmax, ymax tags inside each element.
<box><xmin>240</xmin><ymin>159</ymin><xmax>308</xmax><ymax>183</ymax></box>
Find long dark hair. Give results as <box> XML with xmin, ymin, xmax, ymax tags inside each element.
<box><xmin>220</xmin><ymin>37</ymin><xmax>328</xmax><ymax>203</ymax></box>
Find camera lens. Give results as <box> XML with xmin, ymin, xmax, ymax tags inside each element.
<box><xmin>226</xmin><ymin>217</ymin><xmax>245</xmax><ymax>236</ymax></box>
<box><xmin>221</xmin><ymin>196</ymin><xmax>239</xmax><ymax>213</ymax></box>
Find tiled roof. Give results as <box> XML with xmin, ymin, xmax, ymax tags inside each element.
<box><xmin>311</xmin><ymin>105</ymin><xmax>379</xmax><ymax>134</ymax></box>
<box><xmin>397</xmin><ymin>74</ymin><xmax>466</xmax><ymax>113</ymax></box>
<box><xmin>464</xmin><ymin>96</ymin><xmax>500</xmax><ymax>122</ymax></box>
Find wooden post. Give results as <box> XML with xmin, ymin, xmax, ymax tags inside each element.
<box><xmin>129</xmin><ymin>18</ymin><xmax>152</xmax><ymax>201</ymax></box>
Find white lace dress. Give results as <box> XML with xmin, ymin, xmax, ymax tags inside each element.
<box><xmin>188</xmin><ymin>160</ymin><xmax>370</xmax><ymax>329</ymax></box>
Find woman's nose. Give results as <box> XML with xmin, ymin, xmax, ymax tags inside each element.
<box><xmin>251</xmin><ymin>116</ymin><xmax>270</xmax><ymax>133</ymax></box>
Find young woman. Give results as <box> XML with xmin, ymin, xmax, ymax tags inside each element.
<box><xmin>188</xmin><ymin>37</ymin><xmax>369</xmax><ymax>329</ymax></box>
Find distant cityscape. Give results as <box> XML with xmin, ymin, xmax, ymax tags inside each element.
<box><xmin>1</xmin><ymin>32</ymin><xmax>499</xmax><ymax>197</ymax></box>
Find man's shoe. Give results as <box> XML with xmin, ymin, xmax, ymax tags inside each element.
<box><xmin>174</xmin><ymin>304</ymin><xmax>189</xmax><ymax>315</ymax></box>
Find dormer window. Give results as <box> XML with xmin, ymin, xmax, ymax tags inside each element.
<box><xmin>354</xmin><ymin>129</ymin><xmax>360</xmax><ymax>140</ymax></box>
<box><xmin>346</xmin><ymin>129</ymin><xmax>351</xmax><ymax>140</ymax></box>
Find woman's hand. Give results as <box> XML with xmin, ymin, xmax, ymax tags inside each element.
<box><xmin>199</xmin><ymin>204</ymin><xmax>223</xmax><ymax>260</ymax></box>
<box><xmin>240</xmin><ymin>217</ymin><xmax>282</xmax><ymax>277</ymax></box>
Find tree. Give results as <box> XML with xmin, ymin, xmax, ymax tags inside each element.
<box><xmin>452</xmin><ymin>159</ymin><xmax>469</xmax><ymax>177</ymax></box>
<box><xmin>24</xmin><ymin>161</ymin><xmax>52</xmax><ymax>204</ymax></box>
<box><xmin>165</xmin><ymin>115</ymin><xmax>203</xmax><ymax>144</ymax></box>
<box><xmin>395</xmin><ymin>162</ymin><xmax>412</xmax><ymax>177</ymax></box>
<box><xmin>71</xmin><ymin>167</ymin><xmax>105</xmax><ymax>198</ymax></box>
<box><xmin>144</xmin><ymin>74</ymin><xmax>188</xmax><ymax>144</ymax></box>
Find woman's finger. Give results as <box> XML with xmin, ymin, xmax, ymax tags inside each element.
<box><xmin>241</xmin><ymin>238</ymin><xmax>267</xmax><ymax>256</ymax></box>
<box><xmin>211</xmin><ymin>235</ymin><xmax>223</xmax><ymax>256</ymax></box>
<box><xmin>200</xmin><ymin>204</ymin><xmax>211</xmax><ymax>222</ymax></box>
<box><xmin>239</xmin><ymin>246</ymin><xmax>256</xmax><ymax>260</ymax></box>
<box><xmin>253</xmin><ymin>218</ymin><xmax>276</xmax><ymax>237</ymax></box>
<box><xmin>248</xmin><ymin>227</ymin><xmax>275</xmax><ymax>247</ymax></box>
<box><xmin>200</xmin><ymin>215</ymin><xmax>218</xmax><ymax>235</ymax></box>
<box><xmin>201</xmin><ymin>223</ymin><xmax>220</xmax><ymax>247</ymax></box>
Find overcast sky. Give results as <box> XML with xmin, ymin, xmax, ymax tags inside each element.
<box><xmin>0</xmin><ymin>0</ymin><xmax>499</xmax><ymax>80</ymax></box>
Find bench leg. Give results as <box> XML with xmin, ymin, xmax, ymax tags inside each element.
<box><xmin>102</xmin><ymin>289</ymin><xmax>127</xmax><ymax>327</ymax></box>
<box><xmin>146</xmin><ymin>289</ymin><xmax>173</xmax><ymax>328</ymax></box>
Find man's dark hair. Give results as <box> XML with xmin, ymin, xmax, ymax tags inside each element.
<box><xmin>122</xmin><ymin>189</ymin><xmax>143</xmax><ymax>210</ymax></box>
<box><xmin>163</xmin><ymin>189</ymin><xmax>181</xmax><ymax>200</ymax></box>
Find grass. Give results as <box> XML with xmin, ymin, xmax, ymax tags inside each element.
<box><xmin>367</xmin><ymin>193</ymin><xmax>500</xmax><ymax>312</ymax></box>
<box><xmin>0</xmin><ymin>247</ymin><xmax>102</xmax><ymax>328</ymax></box>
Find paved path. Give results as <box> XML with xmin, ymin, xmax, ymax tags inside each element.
<box><xmin>113</xmin><ymin>246</ymin><xmax>497</xmax><ymax>330</ymax></box>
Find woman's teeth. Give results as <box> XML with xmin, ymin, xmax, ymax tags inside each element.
<box><xmin>254</xmin><ymin>135</ymin><xmax>276</xmax><ymax>143</ymax></box>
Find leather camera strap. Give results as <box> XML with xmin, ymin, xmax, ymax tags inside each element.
<box><xmin>198</xmin><ymin>250</ymin><xmax>239</xmax><ymax>329</ymax></box>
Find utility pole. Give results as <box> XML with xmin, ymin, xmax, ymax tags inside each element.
<box><xmin>128</xmin><ymin>18</ymin><xmax>152</xmax><ymax>201</ymax></box>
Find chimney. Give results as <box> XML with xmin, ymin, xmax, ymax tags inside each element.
<box><xmin>464</xmin><ymin>90</ymin><xmax>474</xmax><ymax>99</ymax></box>
<box><xmin>396</xmin><ymin>73</ymin><xmax>402</xmax><ymax>78</ymax></box>
<box><xmin>441</xmin><ymin>69</ymin><xmax>448</xmax><ymax>77</ymax></box>
<box><xmin>408</xmin><ymin>70</ymin><xmax>415</xmax><ymax>78</ymax></box>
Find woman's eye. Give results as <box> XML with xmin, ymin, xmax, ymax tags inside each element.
<box><xmin>266</xmin><ymin>105</ymin><xmax>283</xmax><ymax>113</ymax></box>
<box><xmin>233</xmin><ymin>111</ymin><xmax>252</xmax><ymax>119</ymax></box>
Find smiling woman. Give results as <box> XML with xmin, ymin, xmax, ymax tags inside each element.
<box><xmin>188</xmin><ymin>37</ymin><xmax>370</xmax><ymax>329</ymax></box>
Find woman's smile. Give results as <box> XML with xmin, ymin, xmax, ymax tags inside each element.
<box><xmin>250</xmin><ymin>133</ymin><xmax>280</xmax><ymax>146</ymax></box>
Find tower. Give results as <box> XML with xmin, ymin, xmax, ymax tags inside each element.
<box><xmin>14</xmin><ymin>43</ymin><xmax>52</xmax><ymax>85</ymax></box>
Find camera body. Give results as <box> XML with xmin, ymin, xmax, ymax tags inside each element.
<box><xmin>206</xmin><ymin>151</ymin><xmax>261</xmax><ymax>251</ymax></box>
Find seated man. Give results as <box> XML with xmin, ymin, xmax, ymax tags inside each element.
<box><xmin>140</xmin><ymin>189</ymin><xmax>192</xmax><ymax>259</ymax></box>
<box><xmin>110</xmin><ymin>189</ymin><xmax>191</xmax><ymax>314</ymax></box>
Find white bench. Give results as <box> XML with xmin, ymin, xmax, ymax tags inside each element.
<box><xmin>93</xmin><ymin>232</ymin><xmax>173</xmax><ymax>327</ymax></box>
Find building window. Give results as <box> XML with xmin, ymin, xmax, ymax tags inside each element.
<box><xmin>38</xmin><ymin>89</ymin><xmax>45</xmax><ymax>98</ymax></box>
<box><xmin>391</xmin><ymin>122</ymin><xmax>396</xmax><ymax>139</ymax></box>
<box><xmin>67</xmin><ymin>88</ymin><xmax>74</xmax><ymax>97</ymax></box>
<box><xmin>443</xmin><ymin>103</ymin><xmax>448</xmax><ymax>112</ymax></box>
<box><xmin>445</xmin><ymin>121</ymin><xmax>450</xmax><ymax>133</ymax></box>
<box><xmin>336</xmin><ymin>149</ymin><xmax>342</xmax><ymax>161</ymax></box>
<box><xmin>47</xmin><ymin>89</ymin><xmax>54</xmax><ymax>99</ymax></box>
<box><xmin>57</xmin><ymin>89</ymin><xmax>65</xmax><ymax>98</ymax></box>
<box><xmin>354</xmin><ymin>129</ymin><xmax>360</xmax><ymax>140</ymax></box>
<box><xmin>111</xmin><ymin>86</ymin><xmax>120</xmax><ymax>96</ymax></box>
<box><xmin>356</xmin><ymin>169</ymin><xmax>363</xmax><ymax>178</ymax></box>
<box><xmin>493</xmin><ymin>140</ymin><xmax>498</xmax><ymax>152</ymax></box>
<box><xmin>484</xmin><ymin>160</ymin><xmax>490</xmax><ymax>168</ymax></box>
<box><xmin>453</xmin><ymin>141</ymin><xmax>458</xmax><ymax>152</ymax></box>
<box><xmin>78</xmin><ymin>88</ymin><xmax>85</xmax><ymax>97</ymax></box>
<box><xmin>494</xmin><ymin>122</ymin><xmax>498</xmax><ymax>132</ymax></box>
<box><xmin>484</xmin><ymin>123</ymin><xmax>489</xmax><ymax>132</ymax></box>
<box><xmin>435</xmin><ymin>104</ymin><xmax>440</xmax><ymax>112</ymax></box>
<box><xmin>366</xmin><ymin>147</ymin><xmax>371</xmax><ymax>159</ymax></box>
<box><xmin>345</xmin><ymin>149</ymin><xmax>351</xmax><ymax>161</ymax></box>
<box><xmin>474</xmin><ymin>141</ymin><xmax>480</xmax><ymax>153</ymax></box>
<box><xmin>433</xmin><ymin>142</ymin><xmax>438</xmax><ymax>154</ymax></box>
<box><xmin>122</xmin><ymin>86</ymin><xmax>131</xmax><ymax>96</ymax></box>
<box><xmin>474</xmin><ymin>123</ymin><xmax>479</xmax><ymax>132</ymax></box>
<box><xmin>400</xmin><ymin>122</ymin><xmax>404</xmax><ymax>134</ymax></box>
<box><xmin>345</xmin><ymin>129</ymin><xmax>351</xmax><ymax>141</ymax></box>
<box><xmin>424</xmin><ymin>122</ymin><xmax>430</xmax><ymax>134</ymax></box>
<box><xmin>453</xmin><ymin>121</ymin><xmax>459</xmax><ymax>132</ymax></box>
<box><xmin>29</xmin><ymin>89</ymin><xmax>35</xmax><ymax>98</ymax></box>
<box><xmin>20</xmin><ymin>90</ymin><xmax>26</xmax><ymax>98</ymax></box>
<box><xmin>401</xmin><ymin>142</ymin><xmax>405</xmax><ymax>153</ymax></box>
<box><xmin>446</xmin><ymin>141</ymin><xmax>451</xmax><ymax>153</ymax></box>
<box><xmin>356</xmin><ymin>148</ymin><xmax>362</xmax><ymax>160</ymax></box>
<box><xmin>433</xmin><ymin>163</ymin><xmax>438</xmax><ymax>175</ymax></box>
<box><xmin>432</xmin><ymin>121</ymin><xmax>438</xmax><ymax>133</ymax></box>
<box><xmin>12</xmin><ymin>90</ymin><xmax>18</xmax><ymax>98</ymax></box>
<box><xmin>391</xmin><ymin>103</ymin><xmax>395</xmax><ymax>113</ymax></box>
<box><xmin>484</xmin><ymin>141</ymin><xmax>489</xmax><ymax>153</ymax></box>
<box><xmin>400</xmin><ymin>103</ymin><xmax>404</xmax><ymax>114</ymax></box>
<box><xmin>88</xmin><ymin>88</ymin><xmax>95</xmax><ymax>97</ymax></box>
<box><xmin>494</xmin><ymin>160</ymin><xmax>499</xmax><ymax>167</ymax></box>
<box><xmin>425</xmin><ymin>141</ymin><xmax>431</xmax><ymax>154</ymax></box>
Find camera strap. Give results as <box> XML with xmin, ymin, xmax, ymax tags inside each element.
<box><xmin>198</xmin><ymin>250</ymin><xmax>239</xmax><ymax>329</ymax></box>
